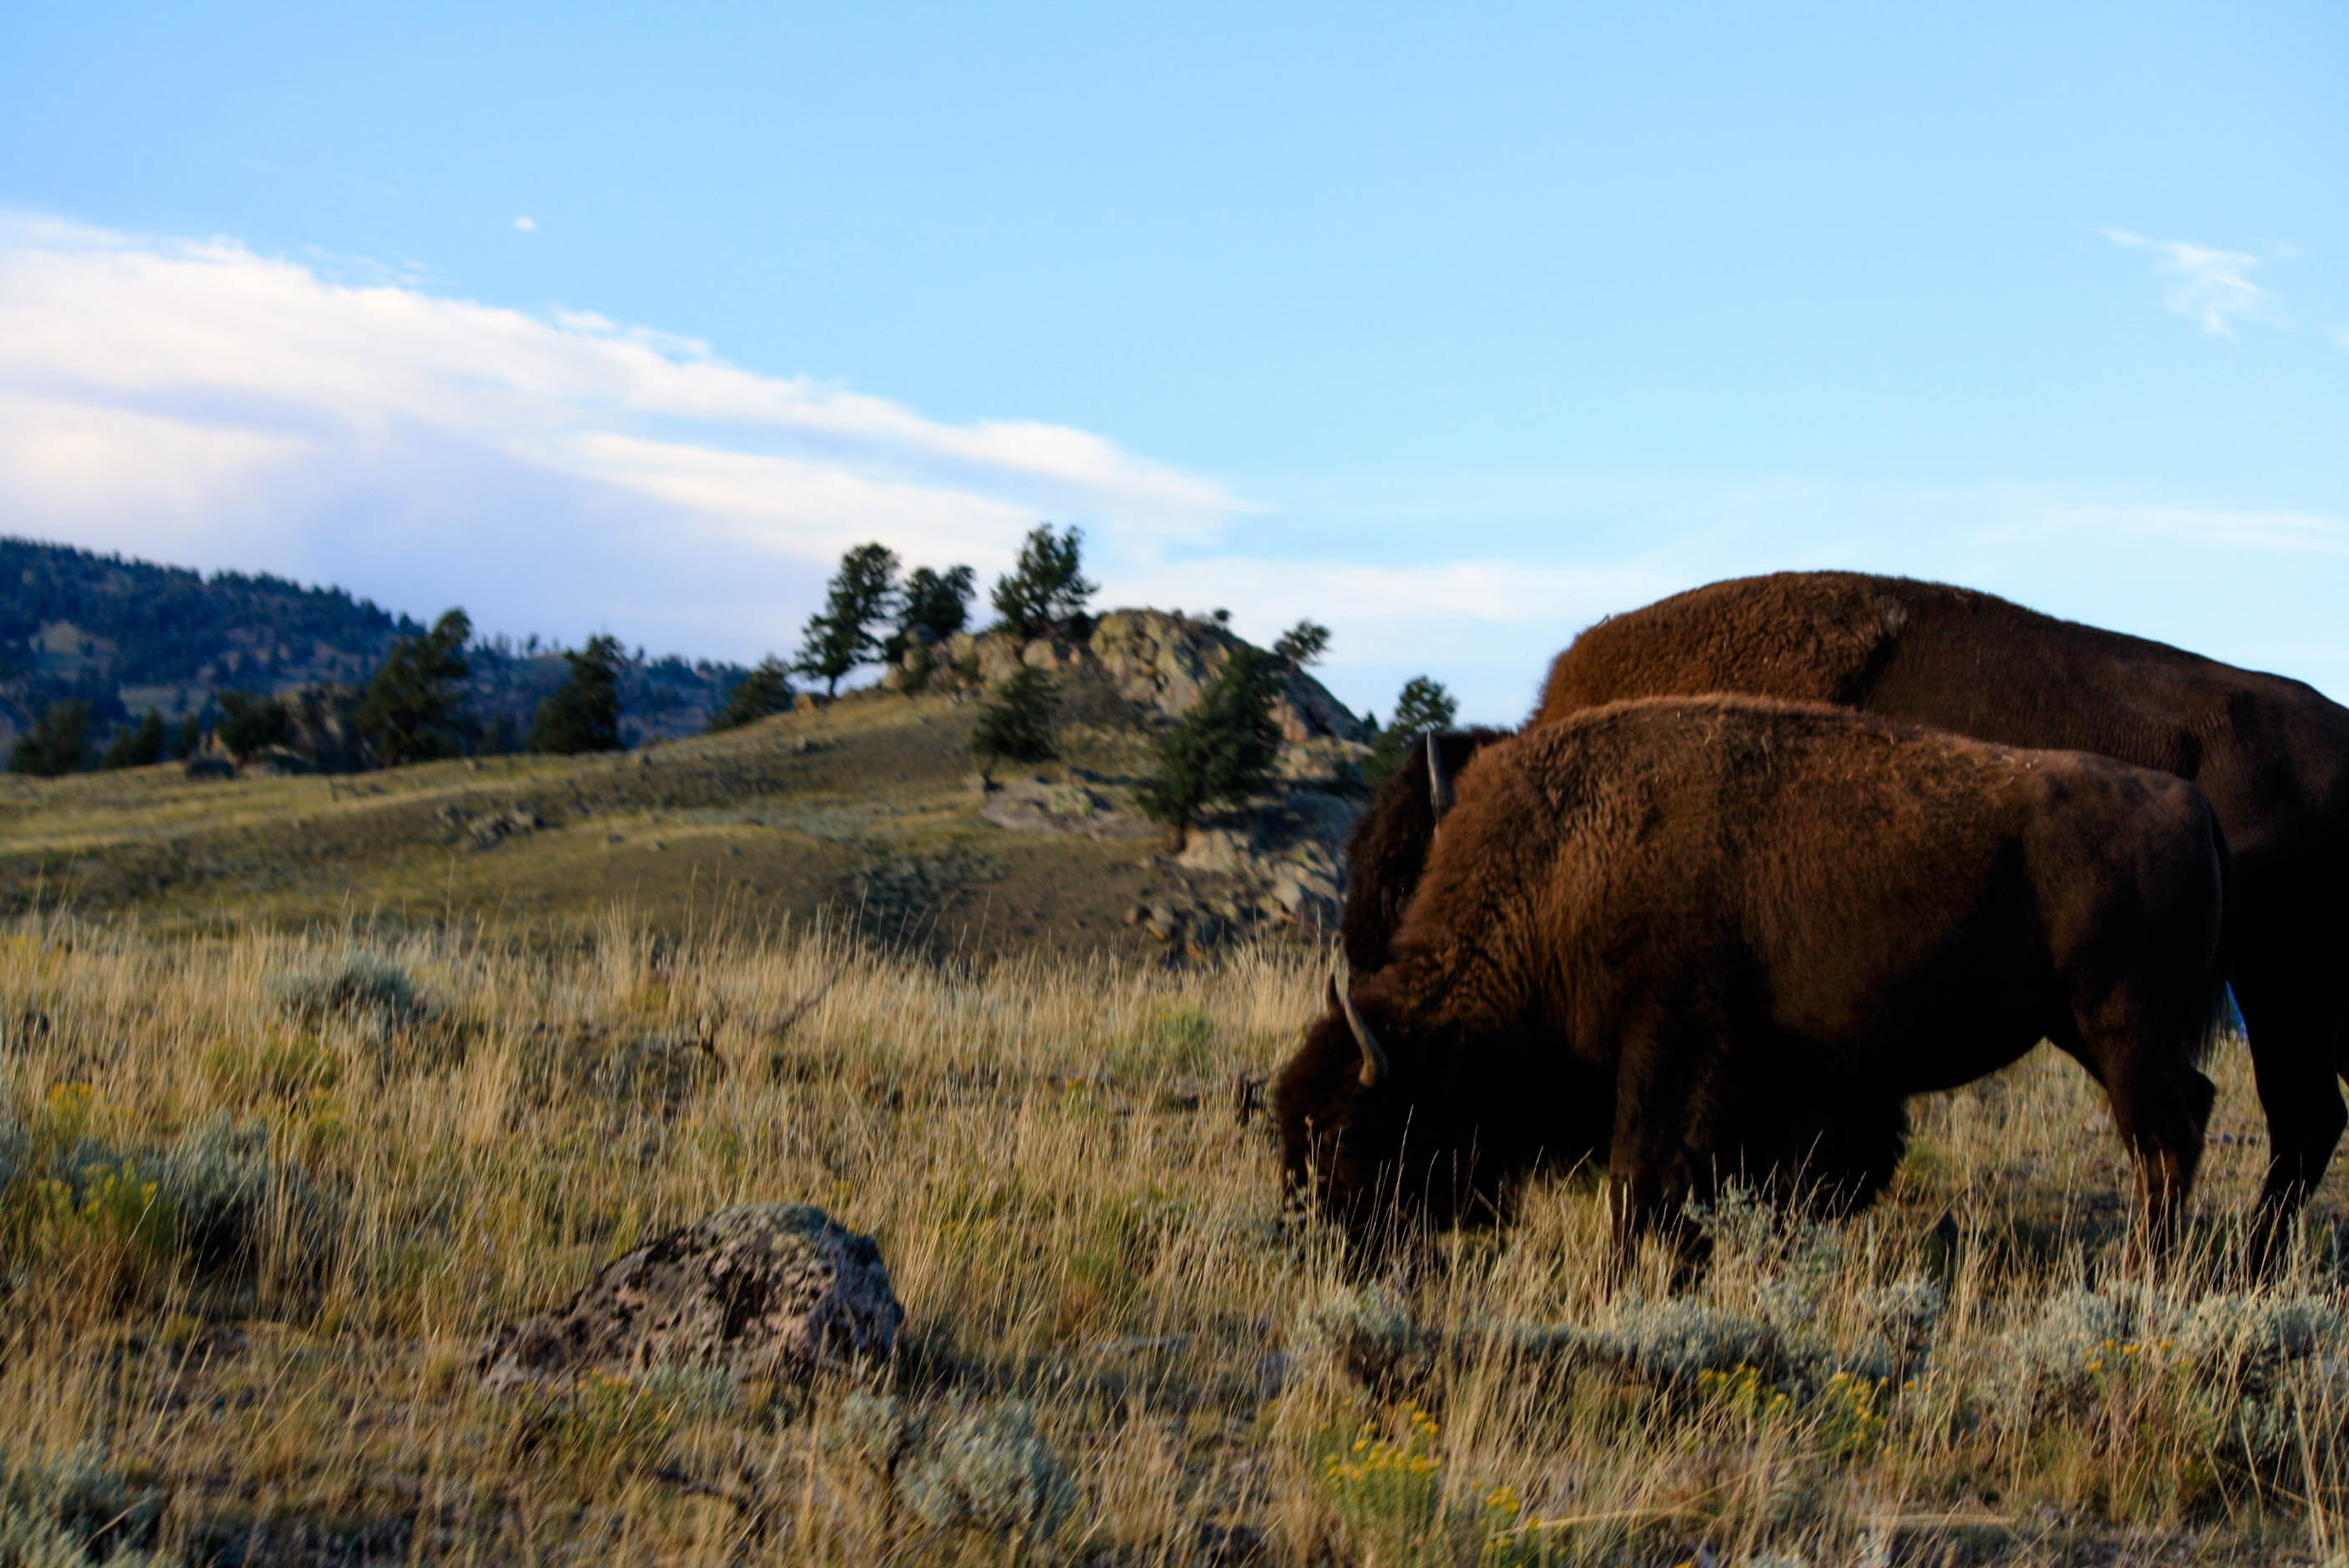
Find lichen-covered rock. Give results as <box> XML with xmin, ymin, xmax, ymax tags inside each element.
<box><xmin>1088</xmin><ymin>610</ymin><xmax>1367</xmax><ymax>742</ymax></box>
<box><xmin>478</xmin><ymin>1203</ymin><xmax>902</xmax><ymax>1390</ymax></box>
<box><xmin>926</xmin><ymin>611</ymin><xmax>1369</xmax><ymax>743</ymax></box>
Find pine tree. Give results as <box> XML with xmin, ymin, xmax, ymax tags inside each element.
<box><xmin>530</xmin><ymin>635</ymin><xmax>626</xmax><ymax>754</ymax></box>
<box><xmin>989</xmin><ymin>525</ymin><xmax>1096</xmax><ymax>637</ymax></box>
<box><xmin>1273</xmin><ymin>620</ymin><xmax>1331</xmax><ymax>666</ymax></box>
<box><xmin>214</xmin><ymin>690</ymin><xmax>293</xmax><ymax>761</ymax></box>
<box><xmin>972</xmin><ymin>667</ymin><xmax>1059</xmax><ymax>768</ymax></box>
<box><xmin>101</xmin><ymin>708</ymin><xmax>166</xmax><ymax>769</ymax></box>
<box><xmin>1364</xmin><ymin>675</ymin><xmax>1458</xmax><ymax>787</ymax></box>
<box><xmin>793</xmin><ymin>544</ymin><xmax>901</xmax><ymax>696</ymax></box>
<box><xmin>8</xmin><ymin>701</ymin><xmax>90</xmax><ymax>777</ymax></box>
<box><xmin>1136</xmin><ymin>646</ymin><xmax>1285</xmax><ymax>841</ymax></box>
<box><xmin>708</xmin><ymin>656</ymin><xmax>796</xmax><ymax>732</ymax></box>
<box><xmin>357</xmin><ymin>607</ymin><xmax>473</xmax><ymax>765</ymax></box>
<box><xmin>887</xmin><ymin>565</ymin><xmax>977</xmax><ymax>660</ymax></box>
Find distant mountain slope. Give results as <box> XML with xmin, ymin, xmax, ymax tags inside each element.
<box><xmin>0</xmin><ymin>536</ymin><xmax>747</xmax><ymax>748</ymax></box>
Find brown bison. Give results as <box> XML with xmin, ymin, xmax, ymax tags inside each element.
<box><xmin>1342</xmin><ymin>571</ymin><xmax>2349</xmax><ymax>1239</ymax></box>
<box><xmin>1286</xmin><ymin>696</ymin><xmax>2231</xmax><ymax>1269</ymax></box>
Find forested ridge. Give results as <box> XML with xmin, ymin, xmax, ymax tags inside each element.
<box><xmin>0</xmin><ymin>535</ymin><xmax>746</xmax><ymax>754</ymax></box>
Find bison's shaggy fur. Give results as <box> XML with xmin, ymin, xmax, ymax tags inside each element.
<box><xmin>1284</xmin><ymin>696</ymin><xmax>2231</xmax><ymax>1271</ymax></box>
<box><xmin>1341</xmin><ymin>571</ymin><xmax>2349</xmax><ymax>1241</ymax></box>
<box><xmin>1340</xmin><ymin>727</ymin><xmax>1512</xmax><ymax>973</ymax></box>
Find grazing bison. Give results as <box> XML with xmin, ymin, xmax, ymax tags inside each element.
<box><xmin>1284</xmin><ymin>696</ymin><xmax>2231</xmax><ymax>1270</ymax></box>
<box><xmin>1344</xmin><ymin>571</ymin><xmax>2349</xmax><ymax>1240</ymax></box>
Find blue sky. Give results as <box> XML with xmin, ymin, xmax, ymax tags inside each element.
<box><xmin>2</xmin><ymin>3</ymin><xmax>2342</xmax><ymax>721</ymax></box>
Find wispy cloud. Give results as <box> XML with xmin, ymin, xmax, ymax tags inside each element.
<box><xmin>2104</xmin><ymin>229</ymin><xmax>2266</xmax><ymax>335</ymax></box>
<box><xmin>511</xmin><ymin>215</ymin><xmax>537</xmax><ymax>233</ymax></box>
<box><xmin>0</xmin><ymin>211</ymin><xmax>1255</xmax><ymax>659</ymax></box>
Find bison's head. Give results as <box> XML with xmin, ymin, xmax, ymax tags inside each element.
<box><xmin>1270</xmin><ymin>975</ymin><xmax>1499</xmax><ymax>1247</ymax></box>
<box><xmin>1273</xmin><ymin>974</ymin><xmax>1613</xmax><ymax>1247</ymax></box>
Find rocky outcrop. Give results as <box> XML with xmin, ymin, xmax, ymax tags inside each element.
<box><xmin>1172</xmin><ymin>787</ymin><xmax>1353</xmax><ymax>934</ymax></box>
<box><xmin>907</xmin><ymin>609</ymin><xmax>1370</xmax><ymax>744</ymax></box>
<box><xmin>478</xmin><ymin>1203</ymin><xmax>902</xmax><ymax>1390</ymax></box>
<box><xmin>436</xmin><ymin>802</ymin><xmax>545</xmax><ymax>851</ymax></box>
<box><xmin>1088</xmin><ymin>611</ymin><xmax>1366</xmax><ymax>743</ymax></box>
<box><xmin>977</xmin><ymin>774</ymin><xmax>1158</xmax><ymax>838</ymax></box>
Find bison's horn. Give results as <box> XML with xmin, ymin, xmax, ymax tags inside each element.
<box><xmin>1425</xmin><ymin>734</ymin><xmax>1456</xmax><ymax>822</ymax></box>
<box><xmin>1328</xmin><ymin>973</ymin><xmax>1389</xmax><ymax>1088</ymax></box>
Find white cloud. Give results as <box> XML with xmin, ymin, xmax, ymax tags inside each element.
<box><xmin>511</xmin><ymin>215</ymin><xmax>537</xmax><ymax>233</ymax></box>
<box><xmin>2104</xmin><ymin>229</ymin><xmax>2266</xmax><ymax>335</ymax></box>
<box><xmin>2006</xmin><ymin>498</ymin><xmax>2349</xmax><ymax>555</ymax></box>
<box><xmin>0</xmin><ymin>211</ymin><xmax>1255</xmax><ymax>660</ymax></box>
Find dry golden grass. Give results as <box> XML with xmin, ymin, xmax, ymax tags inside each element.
<box><xmin>4</xmin><ymin>912</ymin><xmax>2349</xmax><ymax>1566</ymax></box>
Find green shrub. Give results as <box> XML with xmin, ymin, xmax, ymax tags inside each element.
<box><xmin>0</xmin><ymin>1445</ymin><xmax>165</xmax><ymax>1566</ymax></box>
<box><xmin>898</xmin><ymin>1400</ymin><xmax>1076</xmax><ymax>1546</ymax></box>
<box><xmin>1111</xmin><ymin>1005</ymin><xmax>1213</xmax><ymax>1078</ymax></box>
<box><xmin>1313</xmin><ymin>1402</ymin><xmax>1446</xmax><ymax>1565</ymax></box>
<box><xmin>971</xmin><ymin>667</ymin><xmax>1059</xmax><ymax>766</ymax></box>
<box><xmin>272</xmin><ymin>948</ymin><xmax>430</xmax><ymax>1038</ymax></box>
<box><xmin>0</xmin><ymin>1096</ymin><xmax>334</xmax><ymax>1289</ymax></box>
<box><xmin>1292</xmin><ymin>1284</ymin><xmax>1429</xmax><ymax>1391</ymax></box>
<box><xmin>825</xmin><ymin>1390</ymin><xmax>923</xmax><ymax>1480</ymax></box>
<box><xmin>517</xmin><ymin>1371</ymin><xmax>682</xmax><ymax>1482</ymax></box>
<box><xmin>158</xmin><ymin>1113</ymin><xmax>335</xmax><ymax>1279</ymax></box>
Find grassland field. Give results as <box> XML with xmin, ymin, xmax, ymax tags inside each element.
<box><xmin>6</xmin><ymin>694</ymin><xmax>2349</xmax><ymax>1567</ymax></box>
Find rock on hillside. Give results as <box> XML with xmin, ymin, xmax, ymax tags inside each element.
<box><xmin>888</xmin><ymin>609</ymin><xmax>1370</xmax><ymax>744</ymax></box>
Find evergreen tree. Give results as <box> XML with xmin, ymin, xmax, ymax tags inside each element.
<box><xmin>793</xmin><ymin>543</ymin><xmax>900</xmax><ymax>696</ymax></box>
<box><xmin>1273</xmin><ymin>620</ymin><xmax>1331</xmax><ymax>666</ymax></box>
<box><xmin>214</xmin><ymin>690</ymin><xmax>293</xmax><ymax>761</ymax></box>
<box><xmin>1136</xmin><ymin>646</ymin><xmax>1285</xmax><ymax>841</ymax></box>
<box><xmin>530</xmin><ymin>635</ymin><xmax>626</xmax><ymax>754</ymax></box>
<box><xmin>1364</xmin><ymin>675</ymin><xmax>1459</xmax><ymax>787</ymax></box>
<box><xmin>357</xmin><ymin>608</ymin><xmax>473</xmax><ymax>765</ymax></box>
<box><xmin>9</xmin><ymin>700</ymin><xmax>90</xmax><ymax>777</ymax></box>
<box><xmin>707</xmin><ymin>656</ymin><xmax>796</xmax><ymax>732</ymax></box>
<box><xmin>887</xmin><ymin>565</ymin><xmax>977</xmax><ymax>660</ymax></box>
<box><xmin>971</xmin><ymin>667</ymin><xmax>1059</xmax><ymax>767</ymax></box>
<box><xmin>101</xmin><ymin>708</ymin><xmax>167</xmax><ymax>769</ymax></box>
<box><xmin>175</xmin><ymin>714</ymin><xmax>203</xmax><ymax>758</ymax></box>
<box><xmin>990</xmin><ymin>525</ymin><xmax>1096</xmax><ymax>637</ymax></box>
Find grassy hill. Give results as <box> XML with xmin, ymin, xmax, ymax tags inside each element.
<box><xmin>0</xmin><ymin>683</ymin><xmax>1315</xmax><ymax>966</ymax></box>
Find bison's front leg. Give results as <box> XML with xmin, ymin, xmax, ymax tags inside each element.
<box><xmin>1606</xmin><ymin>1029</ymin><xmax>1713</xmax><ymax>1288</ymax></box>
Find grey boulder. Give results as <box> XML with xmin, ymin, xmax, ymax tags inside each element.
<box><xmin>480</xmin><ymin>1202</ymin><xmax>902</xmax><ymax>1390</ymax></box>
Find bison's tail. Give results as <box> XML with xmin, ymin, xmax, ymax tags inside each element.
<box><xmin>2187</xmin><ymin>791</ymin><xmax>2237</xmax><ymax>1073</ymax></box>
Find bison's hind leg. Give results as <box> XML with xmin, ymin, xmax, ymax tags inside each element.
<box><xmin>2069</xmin><ymin>988</ymin><xmax>2219</xmax><ymax>1254</ymax></box>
